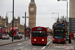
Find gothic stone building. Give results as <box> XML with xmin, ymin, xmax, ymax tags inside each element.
<box><xmin>0</xmin><ymin>16</ymin><xmax>24</xmax><ymax>33</ymax></box>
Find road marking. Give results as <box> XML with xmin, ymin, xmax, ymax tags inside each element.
<box><xmin>47</xmin><ymin>40</ymin><xmax>51</xmax><ymax>45</ymax></box>
<box><xmin>41</xmin><ymin>46</ymin><xmax>46</xmax><ymax>50</ymax></box>
<box><xmin>14</xmin><ymin>46</ymin><xmax>24</xmax><ymax>50</ymax></box>
<box><xmin>41</xmin><ymin>40</ymin><xmax>51</xmax><ymax>49</ymax></box>
<box><xmin>48</xmin><ymin>42</ymin><xmax>52</xmax><ymax>48</ymax></box>
<box><xmin>33</xmin><ymin>48</ymin><xmax>37</xmax><ymax>49</ymax></box>
<box><xmin>17</xmin><ymin>43</ymin><xmax>22</xmax><ymax>45</ymax></box>
<box><xmin>64</xmin><ymin>44</ymin><xmax>70</xmax><ymax>50</ymax></box>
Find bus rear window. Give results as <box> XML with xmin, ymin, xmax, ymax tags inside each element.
<box><xmin>36</xmin><ymin>28</ymin><xmax>42</xmax><ymax>30</ymax></box>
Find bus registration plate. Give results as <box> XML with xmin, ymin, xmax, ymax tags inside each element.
<box><xmin>37</xmin><ymin>42</ymin><xmax>41</xmax><ymax>43</ymax></box>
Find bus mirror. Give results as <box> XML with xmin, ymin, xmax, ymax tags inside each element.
<box><xmin>52</xmin><ymin>26</ymin><xmax>53</xmax><ymax>28</ymax></box>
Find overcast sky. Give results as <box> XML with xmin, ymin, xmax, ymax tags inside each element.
<box><xmin>0</xmin><ymin>0</ymin><xmax>69</xmax><ymax>29</ymax></box>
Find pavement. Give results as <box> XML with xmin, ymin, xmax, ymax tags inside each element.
<box><xmin>66</xmin><ymin>40</ymin><xmax>75</xmax><ymax>50</ymax></box>
<box><xmin>0</xmin><ymin>37</ymin><xmax>30</xmax><ymax>46</ymax></box>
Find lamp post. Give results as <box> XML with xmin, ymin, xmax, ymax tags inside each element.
<box><xmin>22</xmin><ymin>12</ymin><xmax>29</xmax><ymax>39</ymax></box>
<box><xmin>6</xmin><ymin>11</ymin><xmax>13</xmax><ymax>18</ymax></box>
<box><xmin>6</xmin><ymin>11</ymin><xmax>12</xmax><ymax>33</ymax></box>
<box><xmin>66</xmin><ymin>1</ymin><xmax>68</xmax><ymax>22</ymax></box>
<box><xmin>12</xmin><ymin>0</ymin><xmax>14</xmax><ymax>42</ymax></box>
<box><xmin>52</xmin><ymin>12</ymin><xmax>59</xmax><ymax>22</ymax></box>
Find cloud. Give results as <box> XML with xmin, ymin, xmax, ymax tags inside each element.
<box><xmin>0</xmin><ymin>0</ymin><xmax>68</xmax><ymax>28</ymax></box>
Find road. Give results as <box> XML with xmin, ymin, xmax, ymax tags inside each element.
<box><xmin>0</xmin><ymin>36</ymin><xmax>74</xmax><ymax>50</ymax></box>
<box><xmin>0</xmin><ymin>35</ymin><xmax>25</xmax><ymax>45</ymax></box>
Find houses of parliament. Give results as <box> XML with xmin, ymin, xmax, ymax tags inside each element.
<box><xmin>0</xmin><ymin>16</ymin><xmax>24</xmax><ymax>33</ymax></box>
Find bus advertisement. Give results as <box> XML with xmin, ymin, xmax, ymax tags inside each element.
<box><xmin>31</xmin><ymin>26</ymin><xmax>47</xmax><ymax>45</ymax></box>
<box><xmin>52</xmin><ymin>22</ymin><xmax>66</xmax><ymax>43</ymax></box>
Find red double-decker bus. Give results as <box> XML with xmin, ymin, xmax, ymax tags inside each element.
<box><xmin>10</xmin><ymin>27</ymin><xmax>19</xmax><ymax>37</ymax></box>
<box><xmin>0</xmin><ymin>27</ymin><xmax>6</xmax><ymax>38</ymax></box>
<box><xmin>24</xmin><ymin>27</ymin><xmax>31</xmax><ymax>37</ymax></box>
<box><xmin>31</xmin><ymin>26</ymin><xmax>47</xmax><ymax>45</ymax></box>
<box><xmin>52</xmin><ymin>22</ymin><xmax>66</xmax><ymax>43</ymax></box>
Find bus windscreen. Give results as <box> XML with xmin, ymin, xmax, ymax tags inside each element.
<box><xmin>32</xmin><ymin>31</ymin><xmax>46</xmax><ymax>37</ymax></box>
<box><xmin>54</xmin><ymin>29</ymin><xmax>65</xmax><ymax>39</ymax></box>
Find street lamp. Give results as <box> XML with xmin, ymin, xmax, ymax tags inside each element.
<box><xmin>52</xmin><ymin>12</ymin><xmax>59</xmax><ymax>22</ymax></box>
<box><xmin>6</xmin><ymin>11</ymin><xmax>13</xmax><ymax>33</ymax></box>
<box><xmin>12</xmin><ymin>0</ymin><xmax>14</xmax><ymax>42</ymax></box>
<box><xmin>22</xmin><ymin>12</ymin><xmax>29</xmax><ymax>39</ymax></box>
<box><xmin>6</xmin><ymin>11</ymin><xmax>13</xmax><ymax>18</ymax></box>
<box><xmin>57</xmin><ymin>0</ymin><xmax>68</xmax><ymax>22</ymax></box>
<box><xmin>52</xmin><ymin>17</ymin><xmax>58</xmax><ymax>20</ymax></box>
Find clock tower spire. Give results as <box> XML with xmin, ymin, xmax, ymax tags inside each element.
<box><xmin>29</xmin><ymin>0</ymin><xmax>36</xmax><ymax>28</ymax></box>
<box><xmin>30</xmin><ymin>0</ymin><xmax>35</xmax><ymax>6</ymax></box>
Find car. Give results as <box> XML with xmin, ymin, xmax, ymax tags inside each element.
<box><xmin>14</xmin><ymin>34</ymin><xmax>21</xmax><ymax>39</ymax></box>
<box><xmin>66</xmin><ymin>35</ymin><xmax>69</xmax><ymax>41</ymax></box>
<box><xmin>2</xmin><ymin>34</ymin><xmax>9</xmax><ymax>39</ymax></box>
<box><xmin>18</xmin><ymin>34</ymin><xmax>23</xmax><ymax>38</ymax></box>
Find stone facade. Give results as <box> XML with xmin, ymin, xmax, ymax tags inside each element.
<box><xmin>69</xmin><ymin>0</ymin><xmax>75</xmax><ymax>18</ymax></box>
<box><xmin>29</xmin><ymin>0</ymin><xmax>36</xmax><ymax>28</ymax></box>
<box><xmin>0</xmin><ymin>16</ymin><xmax>24</xmax><ymax>33</ymax></box>
<box><xmin>0</xmin><ymin>16</ymin><xmax>8</xmax><ymax>27</ymax></box>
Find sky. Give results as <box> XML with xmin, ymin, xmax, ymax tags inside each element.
<box><xmin>0</xmin><ymin>0</ymin><xmax>69</xmax><ymax>29</ymax></box>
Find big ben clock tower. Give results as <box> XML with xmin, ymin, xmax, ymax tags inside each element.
<box><xmin>29</xmin><ymin>0</ymin><xmax>36</xmax><ymax>28</ymax></box>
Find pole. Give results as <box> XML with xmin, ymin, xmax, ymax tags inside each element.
<box><xmin>25</xmin><ymin>12</ymin><xmax>26</xmax><ymax>39</ymax></box>
<box><xmin>58</xmin><ymin>13</ymin><xmax>59</xmax><ymax>22</ymax></box>
<box><xmin>12</xmin><ymin>0</ymin><xmax>14</xmax><ymax>42</ymax></box>
<box><xmin>66</xmin><ymin>1</ymin><xmax>68</xmax><ymax>22</ymax></box>
<box><xmin>6</xmin><ymin>12</ymin><xmax>8</xmax><ymax>33</ymax></box>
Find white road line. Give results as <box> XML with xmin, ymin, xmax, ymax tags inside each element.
<box><xmin>42</xmin><ymin>46</ymin><xmax>46</xmax><ymax>49</ymax></box>
<box><xmin>41</xmin><ymin>40</ymin><xmax>51</xmax><ymax>49</ymax></box>
<box><xmin>17</xmin><ymin>43</ymin><xmax>22</xmax><ymax>45</ymax></box>
<box><xmin>47</xmin><ymin>40</ymin><xmax>51</xmax><ymax>45</ymax></box>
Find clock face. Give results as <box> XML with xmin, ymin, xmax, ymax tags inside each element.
<box><xmin>30</xmin><ymin>8</ymin><xmax>34</xmax><ymax>11</ymax></box>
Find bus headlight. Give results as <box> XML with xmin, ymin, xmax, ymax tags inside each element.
<box><xmin>64</xmin><ymin>38</ymin><xmax>66</xmax><ymax>41</ymax></box>
<box><xmin>42</xmin><ymin>39</ymin><xmax>44</xmax><ymax>41</ymax></box>
<box><xmin>34</xmin><ymin>39</ymin><xmax>36</xmax><ymax>41</ymax></box>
